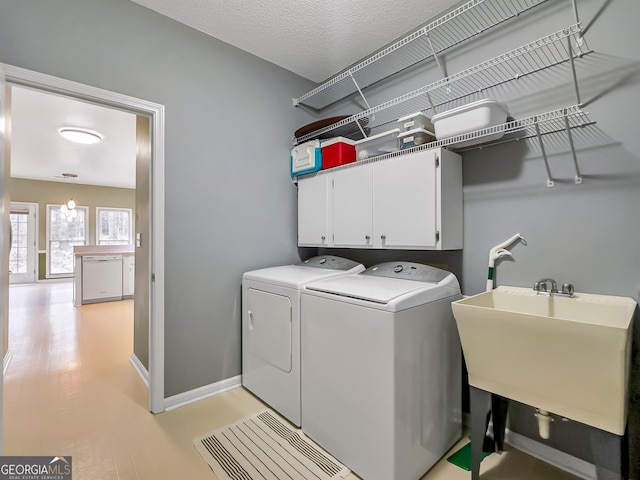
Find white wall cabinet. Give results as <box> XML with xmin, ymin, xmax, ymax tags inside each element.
<box><xmin>298</xmin><ymin>148</ymin><xmax>462</xmax><ymax>250</ymax></box>
<box><xmin>332</xmin><ymin>165</ymin><xmax>373</xmax><ymax>247</ymax></box>
<box><xmin>297</xmin><ymin>174</ymin><xmax>329</xmax><ymax>247</ymax></box>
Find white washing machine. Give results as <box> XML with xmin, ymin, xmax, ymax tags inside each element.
<box><xmin>301</xmin><ymin>262</ymin><xmax>462</xmax><ymax>480</ymax></box>
<box><xmin>242</xmin><ymin>255</ymin><xmax>364</xmax><ymax>427</ymax></box>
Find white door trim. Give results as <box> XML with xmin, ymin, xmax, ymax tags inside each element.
<box><xmin>2</xmin><ymin>63</ymin><xmax>166</xmax><ymax>413</ymax></box>
<box><xmin>1</xmin><ymin>60</ymin><xmax>7</xmax><ymax>454</ymax></box>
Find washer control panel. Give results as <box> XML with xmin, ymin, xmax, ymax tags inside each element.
<box><xmin>362</xmin><ymin>262</ymin><xmax>450</xmax><ymax>283</ymax></box>
<box><xmin>298</xmin><ymin>255</ymin><xmax>361</xmax><ymax>271</ymax></box>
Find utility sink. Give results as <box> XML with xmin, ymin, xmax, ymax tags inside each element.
<box><xmin>452</xmin><ymin>286</ymin><xmax>637</xmax><ymax>435</ymax></box>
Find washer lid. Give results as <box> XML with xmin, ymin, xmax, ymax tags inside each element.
<box><xmin>306</xmin><ymin>275</ymin><xmax>429</xmax><ymax>304</ymax></box>
<box><xmin>305</xmin><ymin>275</ymin><xmax>459</xmax><ymax>306</ymax></box>
<box><xmin>304</xmin><ymin>262</ymin><xmax>460</xmax><ymax>309</ymax></box>
<box><xmin>243</xmin><ymin>259</ymin><xmax>364</xmax><ymax>289</ymax></box>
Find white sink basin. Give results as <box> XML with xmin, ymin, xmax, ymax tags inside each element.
<box><xmin>452</xmin><ymin>286</ymin><xmax>637</xmax><ymax>435</ymax></box>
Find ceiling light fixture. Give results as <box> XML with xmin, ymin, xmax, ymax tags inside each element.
<box><xmin>61</xmin><ymin>173</ymin><xmax>79</xmax><ymax>222</ymax></box>
<box><xmin>58</xmin><ymin>127</ymin><xmax>103</xmax><ymax>144</ymax></box>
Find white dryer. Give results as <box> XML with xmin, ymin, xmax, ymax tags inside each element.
<box><xmin>301</xmin><ymin>262</ymin><xmax>462</xmax><ymax>480</ymax></box>
<box><xmin>242</xmin><ymin>256</ymin><xmax>364</xmax><ymax>427</ymax></box>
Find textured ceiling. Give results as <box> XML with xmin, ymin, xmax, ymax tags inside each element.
<box><xmin>129</xmin><ymin>0</ymin><xmax>462</xmax><ymax>82</ymax></box>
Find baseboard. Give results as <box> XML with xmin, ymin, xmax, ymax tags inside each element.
<box><xmin>3</xmin><ymin>351</ymin><xmax>13</xmax><ymax>375</ymax></box>
<box><xmin>164</xmin><ymin>375</ymin><xmax>242</xmax><ymax>411</ymax></box>
<box><xmin>129</xmin><ymin>354</ymin><xmax>149</xmax><ymax>388</ymax></box>
<box><xmin>506</xmin><ymin>430</ymin><xmax>597</xmax><ymax>480</ymax></box>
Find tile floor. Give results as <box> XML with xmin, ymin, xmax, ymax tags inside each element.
<box><xmin>4</xmin><ymin>280</ymin><xmax>580</xmax><ymax>480</ymax></box>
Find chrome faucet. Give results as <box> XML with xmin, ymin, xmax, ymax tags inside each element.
<box><xmin>533</xmin><ymin>278</ymin><xmax>575</xmax><ymax>298</ymax></box>
<box><xmin>534</xmin><ymin>278</ymin><xmax>557</xmax><ymax>294</ymax></box>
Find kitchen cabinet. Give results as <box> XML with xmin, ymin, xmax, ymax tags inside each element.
<box><xmin>298</xmin><ymin>148</ymin><xmax>462</xmax><ymax>250</ymax></box>
<box><xmin>72</xmin><ymin>246</ymin><xmax>134</xmax><ymax>306</ymax></box>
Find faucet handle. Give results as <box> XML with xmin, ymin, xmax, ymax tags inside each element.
<box><xmin>562</xmin><ymin>283</ymin><xmax>575</xmax><ymax>296</ymax></box>
<box><xmin>534</xmin><ymin>278</ymin><xmax>558</xmax><ymax>293</ymax></box>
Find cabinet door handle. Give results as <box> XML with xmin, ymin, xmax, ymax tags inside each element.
<box><xmin>381</xmin><ymin>234</ymin><xmax>386</xmax><ymax>240</ymax></box>
<box><xmin>321</xmin><ymin>235</ymin><xmax>326</xmax><ymax>241</ymax></box>
<box><xmin>248</xmin><ymin>310</ymin><xmax>254</xmax><ymax>331</ymax></box>
<box><xmin>365</xmin><ymin>235</ymin><xmax>370</xmax><ymax>241</ymax></box>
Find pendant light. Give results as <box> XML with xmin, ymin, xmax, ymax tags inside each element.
<box><xmin>61</xmin><ymin>173</ymin><xmax>79</xmax><ymax>222</ymax></box>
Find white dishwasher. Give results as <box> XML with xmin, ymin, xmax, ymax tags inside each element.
<box><xmin>82</xmin><ymin>255</ymin><xmax>123</xmax><ymax>304</ymax></box>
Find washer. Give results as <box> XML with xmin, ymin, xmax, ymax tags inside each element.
<box><xmin>301</xmin><ymin>262</ymin><xmax>462</xmax><ymax>480</ymax></box>
<box><xmin>242</xmin><ymin>255</ymin><xmax>364</xmax><ymax>427</ymax></box>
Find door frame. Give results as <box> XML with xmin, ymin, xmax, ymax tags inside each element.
<box><xmin>9</xmin><ymin>201</ymin><xmax>37</xmax><ymax>284</ymax></box>
<box><xmin>1</xmin><ymin>63</ymin><xmax>166</xmax><ymax>413</ymax></box>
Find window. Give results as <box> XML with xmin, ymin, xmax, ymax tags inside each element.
<box><xmin>97</xmin><ymin>207</ymin><xmax>133</xmax><ymax>245</ymax></box>
<box><xmin>9</xmin><ymin>212</ymin><xmax>28</xmax><ymax>274</ymax></box>
<box><xmin>47</xmin><ymin>204</ymin><xmax>88</xmax><ymax>277</ymax></box>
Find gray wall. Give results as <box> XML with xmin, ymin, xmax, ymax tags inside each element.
<box><xmin>319</xmin><ymin>0</ymin><xmax>640</xmax><ymax>474</ymax></box>
<box><xmin>0</xmin><ymin>0</ymin><xmax>316</xmax><ymax>396</ymax></box>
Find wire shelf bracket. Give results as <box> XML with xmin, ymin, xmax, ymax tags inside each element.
<box><xmin>535</xmin><ymin>121</ymin><xmax>555</xmax><ymax>187</ymax></box>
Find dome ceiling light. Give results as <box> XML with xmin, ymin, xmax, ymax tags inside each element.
<box><xmin>58</xmin><ymin>127</ymin><xmax>103</xmax><ymax>144</ymax></box>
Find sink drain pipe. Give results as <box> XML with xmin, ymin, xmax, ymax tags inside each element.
<box><xmin>535</xmin><ymin>409</ymin><xmax>553</xmax><ymax>439</ymax></box>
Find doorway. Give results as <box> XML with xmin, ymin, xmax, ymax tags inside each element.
<box><xmin>9</xmin><ymin>202</ymin><xmax>37</xmax><ymax>284</ymax></box>
<box><xmin>1</xmin><ymin>63</ymin><xmax>165</xmax><ymax>414</ymax></box>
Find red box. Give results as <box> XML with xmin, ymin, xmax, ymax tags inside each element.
<box><xmin>321</xmin><ymin>137</ymin><xmax>356</xmax><ymax>169</ymax></box>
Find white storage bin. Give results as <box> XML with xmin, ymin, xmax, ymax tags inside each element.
<box><xmin>355</xmin><ymin>129</ymin><xmax>400</xmax><ymax>160</ymax></box>
<box><xmin>398</xmin><ymin>128</ymin><xmax>435</xmax><ymax>149</ymax></box>
<box><xmin>397</xmin><ymin>112</ymin><xmax>434</xmax><ymax>133</ymax></box>
<box><xmin>432</xmin><ymin>99</ymin><xmax>509</xmax><ymax>147</ymax></box>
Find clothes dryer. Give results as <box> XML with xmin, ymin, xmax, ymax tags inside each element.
<box><xmin>242</xmin><ymin>256</ymin><xmax>364</xmax><ymax>426</ymax></box>
<box><xmin>301</xmin><ymin>262</ymin><xmax>462</xmax><ymax>480</ymax></box>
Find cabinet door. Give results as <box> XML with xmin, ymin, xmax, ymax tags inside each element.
<box><xmin>332</xmin><ymin>165</ymin><xmax>373</xmax><ymax>247</ymax></box>
<box><xmin>298</xmin><ymin>174</ymin><xmax>329</xmax><ymax>246</ymax></box>
<box><xmin>373</xmin><ymin>150</ymin><xmax>438</xmax><ymax>248</ymax></box>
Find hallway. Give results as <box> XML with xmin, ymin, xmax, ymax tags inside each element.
<box><xmin>3</xmin><ymin>281</ymin><xmax>262</xmax><ymax>479</ymax></box>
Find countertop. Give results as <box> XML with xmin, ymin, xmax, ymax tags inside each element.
<box><xmin>73</xmin><ymin>245</ymin><xmax>135</xmax><ymax>256</ymax></box>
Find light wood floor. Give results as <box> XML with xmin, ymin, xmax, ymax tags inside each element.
<box><xmin>4</xmin><ymin>280</ymin><xmax>580</xmax><ymax>480</ymax></box>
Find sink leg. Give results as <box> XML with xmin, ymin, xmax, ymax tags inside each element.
<box><xmin>470</xmin><ymin>386</ymin><xmax>491</xmax><ymax>480</ymax></box>
<box><xmin>491</xmin><ymin>393</ymin><xmax>509</xmax><ymax>453</ymax></box>
<box><xmin>470</xmin><ymin>387</ymin><xmax>511</xmax><ymax>479</ymax></box>
<box><xmin>590</xmin><ymin>426</ymin><xmax>629</xmax><ymax>480</ymax></box>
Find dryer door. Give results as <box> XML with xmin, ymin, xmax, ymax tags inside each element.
<box><xmin>246</xmin><ymin>288</ymin><xmax>292</xmax><ymax>372</ymax></box>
